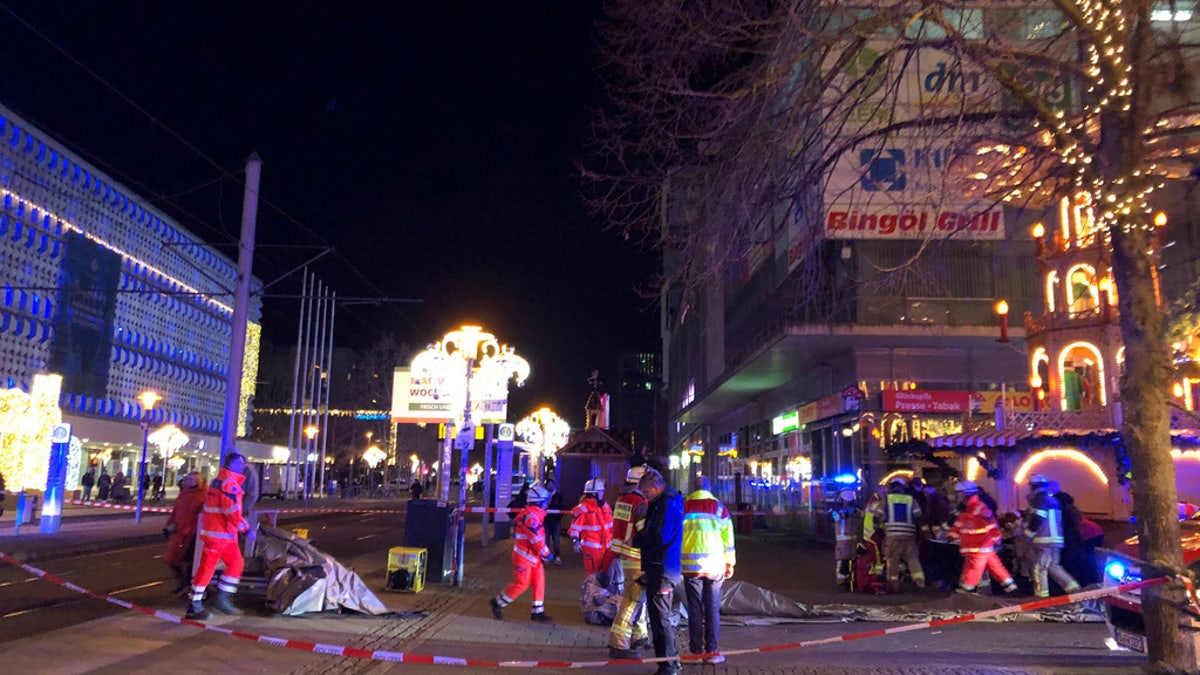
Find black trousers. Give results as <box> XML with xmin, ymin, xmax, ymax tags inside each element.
<box><xmin>644</xmin><ymin>573</ymin><xmax>680</xmax><ymax>666</ymax></box>
<box><xmin>683</xmin><ymin>575</ymin><xmax>723</xmax><ymax>653</ymax></box>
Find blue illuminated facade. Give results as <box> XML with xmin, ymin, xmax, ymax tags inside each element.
<box><xmin>0</xmin><ymin>102</ymin><xmax>260</xmax><ymax>435</ymax></box>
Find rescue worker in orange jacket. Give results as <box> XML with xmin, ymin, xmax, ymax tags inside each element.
<box><xmin>490</xmin><ymin>483</ymin><xmax>554</xmax><ymax>622</ymax></box>
<box><xmin>186</xmin><ymin>452</ymin><xmax>250</xmax><ymax>620</ymax></box>
<box><xmin>608</xmin><ymin>466</ymin><xmax>651</xmax><ymax>660</ymax></box>
<box><xmin>569</xmin><ymin>478</ymin><xmax>614</xmax><ymax>574</ymax></box>
<box><xmin>947</xmin><ymin>480</ymin><xmax>1017</xmax><ymax>594</ymax></box>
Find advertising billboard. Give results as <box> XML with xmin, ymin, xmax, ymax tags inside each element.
<box><xmin>391</xmin><ymin>368</ymin><xmax>509</xmax><ymax>425</ymax></box>
<box><xmin>49</xmin><ymin>231</ymin><xmax>121</xmax><ymax>398</ymax></box>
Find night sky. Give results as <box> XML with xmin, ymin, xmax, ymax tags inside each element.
<box><xmin>0</xmin><ymin>1</ymin><xmax>658</xmax><ymax>424</ymax></box>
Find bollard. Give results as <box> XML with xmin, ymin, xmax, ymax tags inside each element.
<box><xmin>13</xmin><ymin>491</ymin><xmax>36</xmax><ymax>535</ymax></box>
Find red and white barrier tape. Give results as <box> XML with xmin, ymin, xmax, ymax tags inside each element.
<box><xmin>0</xmin><ymin>549</ymin><xmax>1168</xmax><ymax>668</ymax></box>
<box><xmin>66</xmin><ymin>500</ymin><xmax>773</xmax><ymax>519</ymax></box>
<box><xmin>66</xmin><ymin>500</ymin><xmax>407</xmax><ymax>515</ymax></box>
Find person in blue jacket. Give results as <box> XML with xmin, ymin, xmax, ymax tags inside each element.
<box><xmin>632</xmin><ymin>468</ymin><xmax>683</xmax><ymax>675</ymax></box>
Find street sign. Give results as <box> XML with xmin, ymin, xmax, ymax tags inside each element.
<box><xmin>498</xmin><ymin>423</ymin><xmax>514</xmax><ymax>442</ymax></box>
<box><xmin>455</xmin><ymin>424</ymin><xmax>476</xmax><ymax>451</ymax></box>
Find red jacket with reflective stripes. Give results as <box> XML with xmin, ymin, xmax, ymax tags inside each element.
<box><xmin>611</xmin><ymin>488</ymin><xmax>648</xmax><ymax>564</ymax></box>
<box><xmin>513</xmin><ymin>505</ymin><xmax>552</xmax><ymax>565</ymax></box>
<box><xmin>948</xmin><ymin>494</ymin><xmax>1001</xmax><ymax>553</ymax></box>
<box><xmin>568</xmin><ymin>498</ymin><xmax>613</xmax><ymax>553</ymax></box>
<box><xmin>198</xmin><ymin>468</ymin><xmax>248</xmax><ymax>542</ymax></box>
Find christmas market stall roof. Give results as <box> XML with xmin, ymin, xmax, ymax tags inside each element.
<box><xmin>557</xmin><ymin>426</ymin><xmax>632</xmax><ymax>457</ymax></box>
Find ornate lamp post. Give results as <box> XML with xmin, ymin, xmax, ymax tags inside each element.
<box><xmin>363</xmin><ymin>445</ymin><xmax>386</xmax><ymax>495</ymax></box>
<box><xmin>411</xmin><ymin>325</ymin><xmax>529</xmax><ymax>501</ymax></box>
<box><xmin>516</xmin><ymin>407</ymin><xmax>570</xmax><ymax>481</ymax></box>
<box><xmin>135</xmin><ymin>391</ymin><xmax>161</xmax><ymax>523</ymax></box>
<box><xmin>412</xmin><ymin>325</ymin><xmax>529</xmax><ymax>587</ymax></box>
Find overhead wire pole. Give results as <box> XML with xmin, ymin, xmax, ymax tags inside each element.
<box><xmin>221</xmin><ymin>153</ymin><xmax>262</xmax><ymax>462</ymax></box>
<box><xmin>308</xmin><ymin>282</ymin><xmax>329</xmax><ymax>502</ymax></box>
<box><xmin>302</xmin><ymin>279</ymin><xmax>324</xmax><ymax>504</ymax></box>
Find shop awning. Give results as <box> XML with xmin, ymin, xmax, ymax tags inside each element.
<box><xmin>928</xmin><ymin>429</ymin><xmax>1039</xmax><ymax>448</ymax></box>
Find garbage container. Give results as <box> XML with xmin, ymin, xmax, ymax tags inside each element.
<box><xmin>736</xmin><ymin>503</ymin><xmax>753</xmax><ymax>535</ymax></box>
<box><xmin>404</xmin><ymin>499</ymin><xmax>456</xmax><ymax>584</ymax></box>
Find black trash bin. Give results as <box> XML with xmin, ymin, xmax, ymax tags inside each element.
<box><xmin>405</xmin><ymin>499</ymin><xmax>456</xmax><ymax>584</ymax></box>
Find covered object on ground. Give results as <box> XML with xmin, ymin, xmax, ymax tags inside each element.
<box><xmin>257</xmin><ymin>524</ymin><xmax>388</xmax><ymax>616</ymax></box>
<box><xmin>717</xmin><ymin>580</ymin><xmax>1103</xmax><ymax>625</ymax></box>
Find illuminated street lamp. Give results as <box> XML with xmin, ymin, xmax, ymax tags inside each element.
<box><xmin>364</xmin><ymin>445</ymin><xmax>386</xmax><ymax>494</ymax></box>
<box><xmin>411</xmin><ymin>325</ymin><xmax>529</xmax><ymax>501</ymax></box>
<box><xmin>303</xmin><ymin>424</ymin><xmax>319</xmax><ymax>505</ymax></box>
<box><xmin>516</xmin><ymin>407</ymin><xmax>570</xmax><ymax>480</ymax></box>
<box><xmin>135</xmin><ymin>391</ymin><xmax>161</xmax><ymax>523</ymax></box>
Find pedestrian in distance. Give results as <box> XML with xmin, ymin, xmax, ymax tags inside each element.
<box><xmin>544</xmin><ymin>478</ymin><xmax>565</xmax><ymax>566</ymax></box>
<box><xmin>1023</xmin><ymin>475</ymin><xmax>1081</xmax><ymax>597</ymax></box>
<box><xmin>96</xmin><ymin>469</ymin><xmax>112</xmax><ymax>501</ymax></box>
<box><xmin>186</xmin><ymin>452</ymin><xmax>251</xmax><ymax>620</ymax></box>
<box><xmin>631</xmin><ymin>468</ymin><xmax>684</xmax><ymax>675</ymax></box>
<box><xmin>681</xmin><ymin>475</ymin><xmax>735</xmax><ymax>665</ymax></box>
<box><xmin>569</xmin><ymin>478</ymin><xmax>613</xmax><ymax>575</ymax></box>
<box><xmin>869</xmin><ymin>477</ymin><xmax>926</xmax><ymax>592</ymax></box>
<box><xmin>110</xmin><ymin>471</ymin><xmax>128</xmax><ymax>503</ymax></box>
<box><xmin>409</xmin><ymin>478</ymin><xmax>424</xmax><ymax>500</ymax></box>
<box><xmin>608</xmin><ymin>465</ymin><xmax>651</xmax><ymax>660</ymax></box>
<box><xmin>489</xmin><ymin>483</ymin><xmax>554</xmax><ymax>623</ymax></box>
<box><xmin>151</xmin><ymin>472</ymin><xmax>164</xmax><ymax>502</ymax></box>
<box><xmin>81</xmin><ymin>467</ymin><xmax>96</xmax><ymax>501</ymax></box>
<box><xmin>163</xmin><ymin>471</ymin><xmax>207</xmax><ymax>594</ymax></box>
<box><xmin>947</xmin><ymin>480</ymin><xmax>1017</xmax><ymax>595</ymax></box>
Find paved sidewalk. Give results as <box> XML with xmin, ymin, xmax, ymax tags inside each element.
<box><xmin>0</xmin><ymin>502</ymin><xmax>1151</xmax><ymax>674</ymax></box>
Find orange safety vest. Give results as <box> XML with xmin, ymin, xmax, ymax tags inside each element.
<box><xmin>568</xmin><ymin>498</ymin><xmax>613</xmax><ymax>552</ymax></box>
<box><xmin>198</xmin><ymin>468</ymin><xmax>247</xmax><ymax>542</ymax></box>
<box><xmin>513</xmin><ymin>505</ymin><xmax>552</xmax><ymax>565</ymax></box>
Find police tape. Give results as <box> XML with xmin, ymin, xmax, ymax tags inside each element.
<box><xmin>0</xmin><ymin>549</ymin><xmax>1169</xmax><ymax>668</ymax></box>
<box><xmin>460</xmin><ymin>506</ymin><xmax>772</xmax><ymax>516</ymax></box>
<box><xmin>65</xmin><ymin>500</ymin><xmax>407</xmax><ymax>515</ymax></box>
<box><xmin>66</xmin><ymin>500</ymin><xmax>773</xmax><ymax>518</ymax></box>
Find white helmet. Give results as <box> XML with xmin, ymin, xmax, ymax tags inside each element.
<box><xmin>584</xmin><ymin>478</ymin><xmax>606</xmax><ymax>495</ymax></box>
<box><xmin>838</xmin><ymin>489</ymin><xmax>856</xmax><ymax>503</ymax></box>
<box><xmin>954</xmin><ymin>480</ymin><xmax>979</xmax><ymax>495</ymax></box>
<box><xmin>526</xmin><ymin>484</ymin><xmax>550</xmax><ymax>505</ymax></box>
<box><xmin>625</xmin><ymin>466</ymin><xmax>645</xmax><ymax>485</ymax></box>
<box><xmin>1028</xmin><ymin>474</ymin><xmax>1050</xmax><ymax>491</ymax></box>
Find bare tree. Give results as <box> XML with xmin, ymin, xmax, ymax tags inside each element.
<box><xmin>588</xmin><ymin>1</ymin><xmax>1200</xmax><ymax>668</ymax></box>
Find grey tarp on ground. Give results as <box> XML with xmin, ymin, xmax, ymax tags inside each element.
<box><xmin>716</xmin><ymin>580</ymin><xmax>1104</xmax><ymax>625</ymax></box>
<box><xmin>257</xmin><ymin>524</ymin><xmax>389</xmax><ymax>616</ymax></box>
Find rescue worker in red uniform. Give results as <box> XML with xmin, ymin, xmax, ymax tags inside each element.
<box><xmin>569</xmin><ymin>478</ymin><xmax>614</xmax><ymax>574</ymax></box>
<box><xmin>608</xmin><ymin>466</ymin><xmax>651</xmax><ymax>659</ymax></box>
<box><xmin>489</xmin><ymin>483</ymin><xmax>553</xmax><ymax>622</ymax></box>
<box><xmin>186</xmin><ymin>452</ymin><xmax>250</xmax><ymax>620</ymax></box>
<box><xmin>947</xmin><ymin>480</ymin><xmax>1017</xmax><ymax>594</ymax></box>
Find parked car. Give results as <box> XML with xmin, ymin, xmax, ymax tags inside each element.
<box><xmin>1099</xmin><ymin>507</ymin><xmax>1200</xmax><ymax>652</ymax></box>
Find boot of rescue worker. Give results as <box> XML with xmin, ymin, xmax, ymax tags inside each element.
<box><xmin>213</xmin><ymin>589</ymin><xmax>243</xmax><ymax>616</ymax></box>
<box><xmin>185</xmin><ymin>598</ymin><xmax>210</xmax><ymax>621</ymax></box>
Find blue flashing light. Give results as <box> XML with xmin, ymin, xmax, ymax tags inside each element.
<box><xmin>354</xmin><ymin>413</ymin><xmax>389</xmax><ymax>420</ymax></box>
<box><xmin>1105</xmin><ymin>560</ymin><xmax>1126</xmax><ymax>581</ymax></box>
<box><xmin>833</xmin><ymin>473</ymin><xmax>858</xmax><ymax>485</ymax></box>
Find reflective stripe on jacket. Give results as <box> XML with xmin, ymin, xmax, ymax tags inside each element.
<box><xmin>869</xmin><ymin>492</ymin><xmax>921</xmax><ymax>536</ymax></box>
<box><xmin>949</xmin><ymin>494</ymin><xmax>1001</xmax><ymax>553</ymax></box>
<box><xmin>198</xmin><ymin>468</ymin><xmax>246</xmax><ymax>542</ymax></box>
<box><xmin>513</xmin><ymin>505</ymin><xmax>551</xmax><ymax>565</ymax></box>
<box><xmin>568</xmin><ymin>498</ymin><xmax>613</xmax><ymax>551</ymax></box>
<box><xmin>611</xmin><ymin>488</ymin><xmax>648</xmax><ymax>565</ymax></box>
<box><xmin>681</xmin><ymin>489</ymin><xmax>735</xmax><ymax>578</ymax></box>
<box><xmin>1024</xmin><ymin>490</ymin><xmax>1065</xmax><ymax>545</ymax></box>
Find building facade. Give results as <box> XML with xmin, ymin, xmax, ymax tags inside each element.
<box><xmin>0</xmin><ymin>102</ymin><xmax>271</xmax><ymax>490</ymax></box>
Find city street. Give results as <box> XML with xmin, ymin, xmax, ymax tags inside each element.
<box><xmin>0</xmin><ymin>501</ymin><xmax>1148</xmax><ymax>675</ymax></box>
